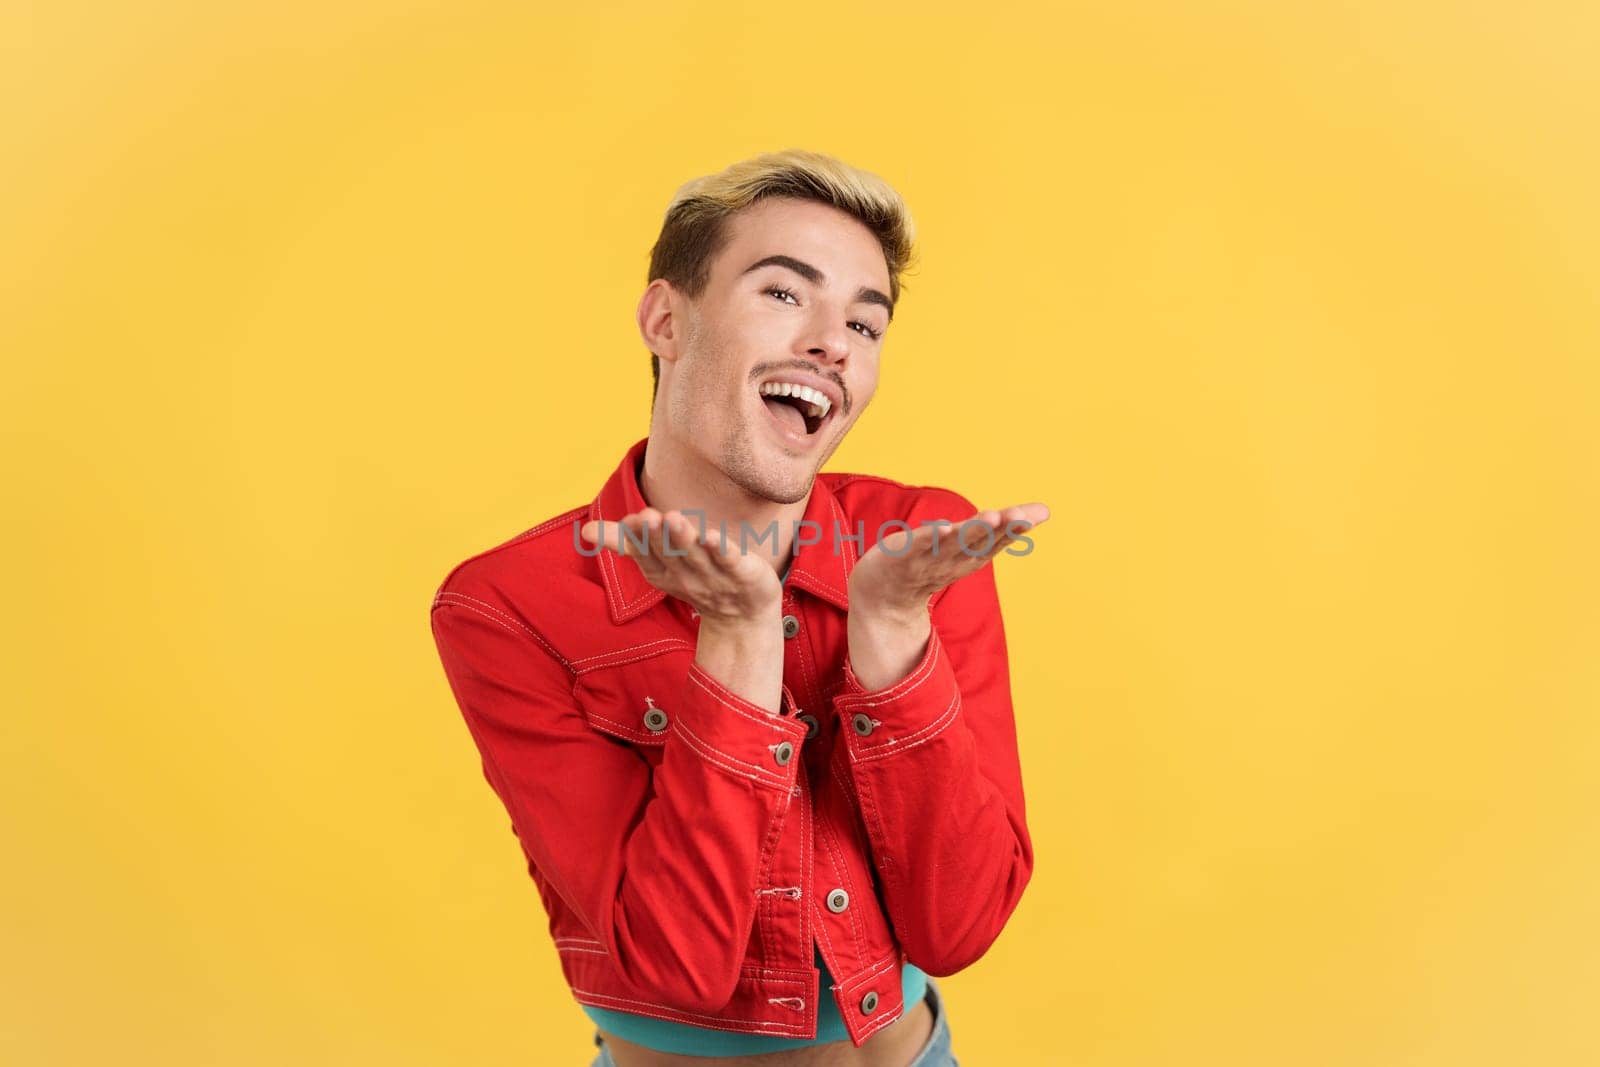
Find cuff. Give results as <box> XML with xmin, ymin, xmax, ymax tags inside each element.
<box><xmin>833</xmin><ymin>625</ymin><xmax>962</xmax><ymax>762</ymax></box>
<box><xmin>675</xmin><ymin>660</ymin><xmax>810</xmax><ymax>790</ymax></box>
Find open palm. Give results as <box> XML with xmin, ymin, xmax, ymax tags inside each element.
<box><xmin>849</xmin><ymin>503</ymin><xmax>1050</xmax><ymax>612</ymax></box>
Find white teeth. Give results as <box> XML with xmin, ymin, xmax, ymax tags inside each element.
<box><xmin>759</xmin><ymin>381</ymin><xmax>832</xmax><ymax>420</ymax></box>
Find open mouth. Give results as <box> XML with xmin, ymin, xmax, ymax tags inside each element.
<box><xmin>758</xmin><ymin>381</ymin><xmax>833</xmax><ymax>438</ymax></box>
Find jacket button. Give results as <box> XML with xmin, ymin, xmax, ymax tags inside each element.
<box><xmin>642</xmin><ymin>707</ymin><xmax>668</xmax><ymax>733</ymax></box>
<box><xmin>852</xmin><ymin>712</ymin><xmax>874</xmax><ymax>737</ymax></box>
<box><xmin>782</xmin><ymin>614</ymin><xmax>800</xmax><ymax>639</ymax></box>
<box><xmin>798</xmin><ymin>713</ymin><xmax>819</xmax><ymax>739</ymax></box>
<box><xmin>826</xmin><ymin>887</ymin><xmax>849</xmax><ymax>913</ymax></box>
<box><xmin>774</xmin><ymin>741</ymin><xmax>795</xmax><ymax>766</ymax></box>
<box><xmin>860</xmin><ymin>990</ymin><xmax>879</xmax><ymax>1014</ymax></box>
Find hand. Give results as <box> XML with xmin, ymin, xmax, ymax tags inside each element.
<box><xmin>845</xmin><ymin>504</ymin><xmax>1048</xmax><ymax>691</ymax></box>
<box><xmin>848</xmin><ymin>503</ymin><xmax>1050</xmax><ymax>616</ymax></box>
<box><xmin>579</xmin><ymin>509</ymin><xmax>783</xmax><ymax>627</ymax></box>
<box><xmin>581</xmin><ymin>508</ymin><xmax>786</xmax><ymax>712</ymax></box>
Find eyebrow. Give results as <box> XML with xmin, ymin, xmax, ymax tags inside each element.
<box><xmin>740</xmin><ymin>254</ymin><xmax>894</xmax><ymax>322</ymax></box>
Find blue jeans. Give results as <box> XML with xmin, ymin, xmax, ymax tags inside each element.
<box><xmin>589</xmin><ymin>977</ymin><xmax>959</xmax><ymax>1065</ymax></box>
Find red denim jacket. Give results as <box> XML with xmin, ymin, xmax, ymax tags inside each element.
<box><xmin>428</xmin><ymin>436</ymin><xmax>1033</xmax><ymax>1048</ymax></box>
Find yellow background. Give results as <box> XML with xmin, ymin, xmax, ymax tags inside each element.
<box><xmin>5</xmin><ymin>2</ymin><xmax>1597</xmax><ymax>1063</ymax></box>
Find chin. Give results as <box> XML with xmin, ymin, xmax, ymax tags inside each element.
<box><xmin>721</xmin><ymin>434</ymin><xmax>816</xmax><ymax>504</ymax></box>
<box><xmin>732</xmin><ymin>471</ymin><xmax>810</xmax><ymax>507</ymax></box>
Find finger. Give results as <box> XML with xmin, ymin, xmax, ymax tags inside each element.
<box><xmin>1006</xmin><ymin>502</ymin><xmax>1050</xmax><ymax>528</ymax></box>
<box><xmin>981</xmin><ymin>503</ymin><xmax>1050</xmax><ymax>559</ymax></box>
<box><xmin>938</xmin><ymin>508</ymin><xmax>1026</xmax><ymax>564</ymax></box>
<box><xmin>658</xmin><ymin>509</ymin><xmax>714</xmax><ymax>570</ymax></box>
<box><xmin>878</xmin><ymin>521</ymin><xmax>917</xmax><ymax>557</ymax></box>
<box><xmin>971</xmin><ymin>503</ymin><xmax>1049</xmax><ymax>537</ymax></box>
<box><xmin>578</xmin><ymin>518</ymin><xmax>606</xmax><ymax>547</ymax></box>
<box><xmin>581</xmin><ymin>516</ymin><xmax>638</xmax><ymax>555</ymax></box>
<box><xmin>698</xmin><ymin>518</ymin><xmax>747</xmax><ymax>570</ymax></box>
<box><xmin>950</xmin><ymin>511</ymin><xmax>1004</xmax><ymax>555</ymax></box>
<box><xmin>616</xmin><ymin>512</ymin><xmax>664</xmax><ymax>567</ymax></box>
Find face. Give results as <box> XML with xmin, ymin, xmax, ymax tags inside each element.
<box><xmin>643</xmin><ymin>196</ymin><xmax>894</xmax><ymax>505</ymax></box>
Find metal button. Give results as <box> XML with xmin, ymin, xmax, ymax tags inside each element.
<box><xmin>642</xmin><ymin>707</ymin><xmax>668</xmax><ymax>733</ymax></box>
<box><xmin>774</xmin><ymin>741</ymin><xmax>795</xmax><ymax>766</ymax></box>
<box><xmin>782</xmin><ymin>614</ymin><xmax>800</xmax><ymax>639</ymax></box>
<box><xmin>826</xmin><ymin>887</ymin><xmax>850</xmax><ymax>913</ymax></box>
<box><xmin>852</xmin><ymin>712</ymin><xmax>874</xmax><ymax>737</ymax></box>
<box><xmin>798</xmin><ymin>713</ymin><xmax>819</xmax><ymax>739</ymax></box>
<box><xmin>860</xmin><ymin>989</ymin><xmax>879</xmax><ymax>1014</ymax></box>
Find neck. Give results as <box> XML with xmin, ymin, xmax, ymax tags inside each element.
<box><xmin>637</xmin><ymin>431</ymin><xmax>808</xmax><ymax>577</ymax></box>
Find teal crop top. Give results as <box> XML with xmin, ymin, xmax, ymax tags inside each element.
<box><xmin>582</xmin><ymin>946</ymin><xmax>928</xmax><ymax>1056</ymax></box>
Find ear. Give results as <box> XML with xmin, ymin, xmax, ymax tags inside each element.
<box><xmin>637</xmin><ymin>279</ymin><xmax>685</xmax><ymax>366</ymax></box>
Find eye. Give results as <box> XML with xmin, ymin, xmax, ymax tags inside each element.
<box><xmin>763</xmin><ymin>285</ymin><xmax>883</xmax><ymax>342</ymax></box>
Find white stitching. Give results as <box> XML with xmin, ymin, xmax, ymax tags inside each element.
<box><xmin>511</xmin><ymin>506</ymin><xmax>588</xmax><ymax>545</ymax></box>
<box><xmin>848</xmin><ymin>748</ymin><xmax>895</xmax><ymax>877</ymax></box>
<box><xmin>756</xmin><ymin>886</ymin><xmax>802</xmax><ymax>898</ymax></box>
<box><xmin>811</xmin><ymin>780</ymin><xmax>862</xmax><ymax>967</ymax></box>
<box><xmin>431</xmin><ymin>591</ymin><xmax>525</xmax><ymax>633</ymax></box>
<box><xmin>599</xmin><ymin>539</ymin><xmax>642</xmax><ymax>616</ymax></box>
<box><xmin>828</xmin><ymin>491</ymin><xmax>858</xmax><ymax>570</ymax></box>
<box><xmin>805</xmin><ymin>776</ymin><xmax>845</xmax><ymax>973</ymax></box>
<box><xmin>785</xmin><ymin>603</ymin><xmax>840</xmax><ymax>974</ymax></box>
<box><xmin>679</xmin><ymin>717</ymin><xmax>784</xmax><ymax>780</ymax></box>
<box><xmin>591</xmin><ymin>503</ymin><xmax>667</xmax><ymax>620</ymax></box>
<box><xmin>671</xmin><ymin>718</ymin><xmax>787</xmax><ymax>790</ymax></box>
<box><xmin>687</xmin><ymin>665</ymin><xmax>803</xmax><ymax>734</ymax></box>
<box><xmin>431</xmin><ymin>504</ymin><xmax>587</xmax><ymax>603</ymax></box>
<box><xmin>591</xmin><ymin>508</ymin><xmax>666</xmax><ymax>618</ymax></box>
<box><xmin>828</xmin><ymin>758</ymin><xmax>861</xmax><ymax>825</ymax></box>
<box><xmin>795</xmin><ymin>571</ymin><xmax>848</xmax><ymax>604</ymax></box>
<box><xmin>848</xmin><ymin>950</ymin><xmax>902</xmax><ymax>1035</ymax></box>
<box><xmin>811</xmin><ymin>888</ymin><xmax>843</xmax><ymax>976</ymax></box>
<box><xmin>574</xmin><ymin>643</ymin><xmax>695</xmax><ymax>675</ymax></box>
<box><xmin>577</xmin><ymin>701</ymin><xmax>664</xmax><ymax>741</ymax></box>
<box><xmin>571</xmin><ymin>637</ymin><xmax>694</xmax><ymax>670</ymax></box>
<box><xmin>836</xmin><ymin>633</ymin><xmax>942</xmax><ymax>709</ymax></box>
<box><xmin>816</xmin><ymin>805</ymin><xmax>867</xmax><ymax>949</ymax></box>
<box><xmin>431</xmin><ymin>593</ymin><xmax>571</xmax><ymax>670</ymax></box>
<box><xmin>857</xmin><ymin>715</ymin><xmax>884</xmax><ymax>734</ymax></box>
<box><xmin>672</xmin><ymin>719</ymin><xmax>778</xmax><ymax>785</ymax></box>
<box><xmin>827</xmin><ymin>752</ymin><xmax>892</xmax><ymax>897</ymax></box>
<box><xmin>852</xmin><ymin>691</ymin><xmax>962</xmax><ymax>763</ymax></box>
<box><xmin>855</xmin><ymin>1000</ymin><xmax>901</xmax><ymax>1042</ymax></box>
<box><xmin>798</xmin><ymin>764</ymin><xmax>815</xmax><ymax>965</ymax></box>
<box><xmin>570</xmin><ymin>989</ymin><xmax>805</xmax><ymax>1033</ymax></box>
<box><xmin>588</xmin><ymin>503</ymin><xmax>622</xmax><ymax>619</ymax></box>
<box><xmin>846</xmin><ymin>950</ymin><xmax>901</xmax><ymax>984</ymax></box>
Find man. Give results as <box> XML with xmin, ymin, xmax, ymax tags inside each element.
<box><xmin>429</xmin><ymin>149</ymin><xmax>1048</xmax><ymax>1066</ymax></box>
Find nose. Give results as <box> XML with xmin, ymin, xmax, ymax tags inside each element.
<box><xmin>799</xmin><ymin>307</ymin><xmax>852</xmax><ymax>365</ymax></box>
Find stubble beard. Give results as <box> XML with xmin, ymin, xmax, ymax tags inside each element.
<box><xmin>680</xmin><ymin>312</ymin><xmax>817</xmax><ymax>507</ymax></box>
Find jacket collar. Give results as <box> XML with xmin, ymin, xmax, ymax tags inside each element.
<box><xmin>589</xmin><ymin>436</ymin><xmax>853</xmax><ymax>625</ymax></box>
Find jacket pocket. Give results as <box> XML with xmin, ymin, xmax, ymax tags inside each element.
<box><xmin>571</xmin><ymin>641</ymin><xmax>698</xmax><ymax>766</ymax></box>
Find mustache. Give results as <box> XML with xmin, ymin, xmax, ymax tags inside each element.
<box><xmin>749</xmin><ymin>362</ymin><xmax>849</xmax><ymax>414</ymax></box>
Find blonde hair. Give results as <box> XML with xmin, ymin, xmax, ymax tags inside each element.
<box><xmin>645</xmin><ymin>149</ymin><xmax>918</xmax><ymax>403</ymax></box>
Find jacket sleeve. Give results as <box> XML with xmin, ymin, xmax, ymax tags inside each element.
<box><xmin>830</xmin><ymin>507</ymin><xmax>1034</xmax><ymax>976</ymax></box>
<box><xmin>430</xmin><ymin>583</ymin><xmax>809</xmax><ymax>1014</ymax></box>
